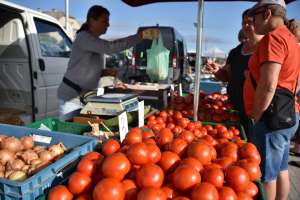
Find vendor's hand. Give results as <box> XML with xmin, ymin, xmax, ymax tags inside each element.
<box><xmin>203</xmin><ymin>62</ymin><xmax>220</xmax><ymax>74</ymax></box>
<box><xmin>140</xmin><ymin>28</ymin><xmax>160</xmax><ymax>40</ymax></box>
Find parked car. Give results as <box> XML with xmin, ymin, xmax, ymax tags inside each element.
<box><xmin>0</xmin><ymin>1</ymin><xmax>72</xmax><ymax>124</ymax></box>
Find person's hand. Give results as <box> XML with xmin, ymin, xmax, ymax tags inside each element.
<box><xmin>140</xmin><ymin>28</ymin><xmax>160</xmax><ymax>40</ymax></box>
<box><xmin>203</xmin><ymin>62</ymin><xmax>220</xmax><ymax>74</ymax></box>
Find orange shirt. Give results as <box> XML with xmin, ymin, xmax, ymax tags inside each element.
<box><xmin>244</xmin><ymin>25</ymin><xmax>300</xmax><ymax>116</ymax></box>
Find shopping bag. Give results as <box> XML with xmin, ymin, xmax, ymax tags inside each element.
<box><xmin>146</xmin><ymin>34</ymin><xmax>170</xmax><ymax>81</ymax></box>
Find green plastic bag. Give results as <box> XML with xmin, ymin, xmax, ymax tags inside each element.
<box><xmin>146</xmin><ymin>34</ymin><xmax>170</xmax><ymax>81</ymax></box>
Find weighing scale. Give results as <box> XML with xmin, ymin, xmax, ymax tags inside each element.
<box><xmin>80</xmin><ymin>93</ymin><xmax>139</xmax><ymax>116</ymax></box>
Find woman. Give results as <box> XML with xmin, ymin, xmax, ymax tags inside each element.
<box><xmin>57</xmin><ymin>5</ymin><xmax>158</xmax><ymax>120</ymax></box>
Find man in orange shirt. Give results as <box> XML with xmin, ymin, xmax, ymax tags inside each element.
<box><xmin>244</xmin><ymin>0</ymin><xmax>300</xmax><ymax>199</ymax></box>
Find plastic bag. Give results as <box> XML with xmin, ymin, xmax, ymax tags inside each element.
<box><xmin>146</xmin><ymin>34</ymin><xmax>170</xmax><ymax>81</ymax></box>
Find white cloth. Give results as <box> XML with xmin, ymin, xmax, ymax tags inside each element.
<box><xmin>58</xmin><ymin>98</ymin><xmax>82</xmax><ymax>121</ymax></box>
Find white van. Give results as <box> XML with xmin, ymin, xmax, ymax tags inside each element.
<box><xmin>0</xmin><ymin>1</ymin><xmax>72</xmax><ymax>124</ymax></box>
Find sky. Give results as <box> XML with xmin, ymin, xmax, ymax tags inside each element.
<box><xmin>8</xmin><ymin>0</ymin><xmax>300</xmax><ymax>55</ymax></box>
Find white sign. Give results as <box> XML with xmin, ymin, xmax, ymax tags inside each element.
<box><xmin>33</xmin><ymin>134</ymin><xmax>52</xmax><ymax>144</ymax></box>
<box><xmin>97</xmin><ymin>87</ymin><xmax>104</xmax><ymax>96</ymax></box>
<box><xmin>118</xmin><ymin>111</ymin><xmax>128</xmax><ymax>142</ymax></box>
<box><xmin>138</xmin><ymin>101</ymin><xmax>145</xmax><ymax>127</ymax></box>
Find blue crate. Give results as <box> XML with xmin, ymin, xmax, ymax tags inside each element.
<box><xmin>200</xmin><ymin>80</ymin><xmax>225</xmax><ymax>94</ymax></box>
<box><xmin>0</xmin><ymin>124</ymin><xmax>98</xmax><ymax>200</ymax></box>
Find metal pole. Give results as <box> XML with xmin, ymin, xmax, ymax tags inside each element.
<box><xmin>193</xmin><ymin>0</ymin><xmax>204</xmax><ymax>121</ymax></box>
<box><xmin>65</xmin><ymin>0</ymin><xmax>69</xmax><ymax>33</ymax></box>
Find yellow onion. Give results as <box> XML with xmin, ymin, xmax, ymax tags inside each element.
<box><xmin>38</xmin><ymin>150</ymin><xmax>53</xmax><ymax>162</ymax></box>
<box><xmin>1</xmin><ymin>137</ymin><xmax>22</xmax><ymax>152</ymax></box>
<box><xmin>8</xmin><ymin>171</ymin><xmax>27</xmax><ymax>181</ymax></box>
<box><xmin>0</xmin><ymin>150</ymin><xmax>15</xmax><ymax>165</ymax></box>
<box><xmin>20</xmin><ymin>150</ymin><xmax>38</xmax><ymax>164</ymax></box>
<box><xmin>33</xmin><ymin>146</ymin><xmax>46</xmax><ymax>153</ymax></box>
<box><xmin>48</xmin><ymin>143</ymin><xmax>66</xmax><ymax>157</ymax></box>
<box><xmin>20</xmin><ymin>136</ymin><xmax>34</xmax><ymax>150</ymax></box>
<box><xmin>8</xmin><ymin>159</ymin><xmax>25</xmax><ymax>171</ymax></box>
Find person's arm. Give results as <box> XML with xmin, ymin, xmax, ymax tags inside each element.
<box><xmin>214</xmin><ymin>64</ymin><xmax>231</xmax><ymax>82</ymax></box>
<box><xmin>78</xmin><ymin>32</ymin><xmax>142</xmax><ymax>55</ymax></box>
<box><xmin>250</xmin><ymin>62</ymin><xmax>281</xmax><ymax>121</ymax></box>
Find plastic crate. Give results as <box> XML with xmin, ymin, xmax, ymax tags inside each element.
<box><xmin>255</xmin><ymin>180</ymin><xmax>267</xmax><ymax>200</ymax></box>
<box><xmin>0</xmin><ymin>124</ymin><xmax>98</xmax><ymax>200</ymax></box>
<box><xmin>202</xmin><ymin>121</ymin><xmax>247</xmax><ymax>141</ymax></box>
<box><xmin>26</xmin><ymin>117</ymin><xmax>91</xmax><ymax>135</ymax></box>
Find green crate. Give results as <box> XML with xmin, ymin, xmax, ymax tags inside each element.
<box><xmin>255</xmin><ymin>180</ymin><xmax>267</xmax><ymax>200</ymax></box>
<box><xmin>202</xmin><ymin>121</ymin><xmax>247</xmax><ymax>141</ymax></box>
<box><xmin>26</xmin><ymin>117</ymin><xmax>91</xmax><ymax>135</ymax></box>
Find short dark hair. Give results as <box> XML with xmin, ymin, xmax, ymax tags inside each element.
<box><xmin>242</xmin><ymin>9</ymin><xmax>250</xmax><ymax>20</ymax></box>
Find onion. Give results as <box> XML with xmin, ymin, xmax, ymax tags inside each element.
<box><xmin>0</xmin><ymin>150</ymin><xmax>15</xmax><ymax>165</ymax></box>
<box><xmin>20</xmin><ymin>136</ymin><xmax>33</xmax><ymax>150</ymax></box>
<box><xmin>20</xmin><ymin>150</ymin><xmax>38</xmax><ymax>164</ymax></box>
<box><xmin>22</xmin><ymin>165</ymin><xmax>30</xmax><ymax>173</ymax></box>
<box><xmin>48</xmin><ymin>143</ymin><xmax>66</xmax><ymax>157</ymax></box>
<box><xmin>0</xmin><ymin>135</ymin><xmax>8</xmax><ymax>144</ymax></box>
<box><xmin>38</xmin><ymin>150</ymin><xmax>53</xmax><ymax>162</ymax></box>
<box><xmin>5</xmin><ymin>170</ymin><xmax>13</xmax><ymax>178</ymax></box>
<box><xmin>1</xmin><ymin>137</ymin><xmax>22</xmax><ymax>152</ymax></box>
<box><xmin>0</xmin><ymin>164</ymin><xmax>5</xmax><ymax>172</ymax></box>
<box><xmin>8</xmin><ymin>171</ymin><xmax>27</xmax><ymax>181</ymax></box>
<box><xmin>8</xmin><ymin>159</ymin><xmax>25</xmax><ymax>171</ymax></box>
<box><xmin>30</xmin><ymin>159</ymin><xmax>42</xmax><ymax>166</ymax></box>
<box><xmin>0</xmin><ymin>171</ymin><xmax>4</xmax><ymax>178</ymax></box>
<box><xmin>33</xmin><ymin>146</ymin><xmax>46</xmax><ymax>153</ymax></box>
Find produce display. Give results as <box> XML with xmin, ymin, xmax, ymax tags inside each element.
<box><xmin>0</xmin><ymin>134</ymin><xmax>66</xmax><ymax>181</ymax></box>
<box><xmin>169</xmin><ymin>93</ymin><xmax>240</xmax><ymax>122</ymax></box>
<box><xmin>48</xmin><ymin>110</ymin><xmax>261</xmax><ymax>200</ymax></box>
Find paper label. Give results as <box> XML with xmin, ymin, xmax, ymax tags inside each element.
<box><xmin>118</xmin><ymin>111</ymin><xmax>128</xmax><ymax>142</ymax></box>
<box><xmin>33</xmin><ymin>134</ymin><xmax>52</xmax><ymax>144</ymax></box>
<box><xmin>138</xmin><ymin>101</ymin><xmax>145</xmax><ymax>127</ymax></box>
<box><xmin>97</xmin><ymin>87</ymin><xmax>104</xmax><ymax>96</ymax></box>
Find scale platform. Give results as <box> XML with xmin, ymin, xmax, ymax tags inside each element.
<box><xmin>80</xmin><ymin>93</ymin><xmax>139</xmax><ymax>116</ymax></box>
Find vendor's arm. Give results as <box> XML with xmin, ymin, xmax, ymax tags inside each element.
<box><xmin>250</xmin><ymin>62</ymin><xmax>281</xmax><ymax>121</ymax></box>
<box><xmin>214</xmin><ymin>64</ymin><xmax>231</xmax><ymax>82</ymax></box>
<box><xmin>77</xmin><ymin>32</ymin><xmax>142</xmax><ymax>54</ymax></box>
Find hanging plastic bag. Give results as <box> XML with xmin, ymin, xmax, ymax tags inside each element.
<box><xmin>146</xmin><ymin>34</ymin><xmax>170</xmax><ymax>81</ymax></box>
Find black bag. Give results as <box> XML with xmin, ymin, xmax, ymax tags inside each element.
<box><xmin>249</xmin><ymin>73</ymin><xmax>297</xmax><ymax>130</ymax></box>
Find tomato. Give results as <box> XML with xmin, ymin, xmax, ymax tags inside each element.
<box><xmin>198</xmin><ymin>127</ymin><xmax>208</xmax><ymax>136</ymax></box>
<box><xmin>83</xmin><ymin>151</ymin><xmax>103</xmax><ymax>161</ymax></box>
<box><xmin>220</xmin><ymin>143</ymin><xmax>238</xmax><ymax>161</ymax></box>
<box><xmin>146</xmin><ymin>143</ymin><xmax>162</xmax><ymax>163</ymax></box>
<box><xmin>179</xmin><ymin>131</ymin><xmax>195</xmax><ymax>143</ymax></box>
<box><xmin>68</xmin><ymin>172</ymin><xmax>91</xmax><ymax>195</ymax></box>
<box><xmin>158</xmin><ymin>151</ymin><xmax>181</xmax><ymax>173</ymax></box>
<box><xmin>180</xmin><ymin>157</ymin><xmax>203</xmax><ymax>172</ymax></box>
<box><xmin>169</xmin><ymin>138</ymin><xmax>188</xmax><ymax>158</ymax></box>
<box><xmin>237</xmin><ymin>192</ymin><xmax>253</xmax><ymax>200</ymax></box>
<box><xmin>201</xmin><ymin>167</ymin><xmax>224</xmax><ymax>187</ymax></box>
<box><xmin>102</xmin><ymin>139</ymin><xmax>120</xmax><ymax>156</ymax></box>
<box><xmin>187</xmin><ymin>141</ymin><xmax>213</xmax><ymax>165</ymax></box>
<box><xmin>159</xmin><ymin>111</ymin><xmax>168</xmax><ymax>118</ymax></box>
<box><xmin>143</xmin><ymin>131</ymin><xmax>155</xmax><ymax>140</ymax></box>
<box><xmin>126</xmin><ymin>142</ymin><xmax>149</xmax><ymax>165</ymax></box>
<box><xmin>204</xmin><ymin>125</ymin><xmax>214</xmax><ymax>131</ymax></box>
<box><xmin>187</xmin><ymin>122</ymin><xmax>195</xmax><ymax>131</ymax></box>
<box><xmin>75</xmin><ymin>194</ymin><xmax>92</xmax><ymax>200</ymax></box>
<box><xmin>48</xmin><ymin>185</ymin><xmax>73</xmax><ymax>200</ymax></box>
<box><xmin>202</xmin><ymin>135</ymin><xmax>218</xmax><ymax>146</ymax></box>
<box><xmin>167</xmin><ymin>109</ymin><xmax>174</xmax><ymax>116</ymax></box>
<box><xmin>144</xmin><ymin>138</ymin><xmax>157</xmax><ymax>144</ymax></box>
<box><xmin>204</xmin><ymin>163</ymin><xmax>222</xmax><ymax>169</ymax></box>
<box><xmin>157</xmin><ymin>128</ymin><xmax>174</xmax><ymax>146</ymax></box>
<box><xmin>148</xmin><ymin>115</ymin><xmax>156</xmax><ymax>121</ymax></box>
<box><xmin>162</xmin><ymin>184</ymin><xmax>180</xmax><ymax>199</ymax></box>
<box><xmin>173</xmin><ymin>197</ymin><xmax>190</xmax><ymax>200</ymax></box>
<box><xmin>125</xmin><ymin>128</ymin><xmax>143</xmax><ymax>145</ymax></box>
<box><xmin>167</xmin><ymin>123</ymin><xmax>176</xmax><ymax>130</ymax></box>
<box><xmin>93</xmin><ymin>178</ymin><xmax>125</xmax><ymax>200</ymax></box>
<box><xmin>244</xmin><ymin>182</ymin><xmax>258</xmax><ymax>198</ymax></box>
<box><xmin>125</xmin><ymin>165</ymin><xmax>140</xmax><ymax>180</ymax></box>
<box><xmin>237</xmin><ymin>159</ymin><xmax>261</xmax><ymax>181</ymax></box>
<box><xmin>194</xmin><ymin>121</ymin><xmax>202</xmax><ymax>129</ymax></box>
<box><xmin>225</xmin><ymin>166</ymin><xmax>250</xmax><ymax>192</ymax></box>
<box><xmin>102</xmin><ymin>152</ymin><xmax>131</xmax><ymax>180</ymax></box>
<box><xmin>137</xmin><ymin>187</ymin><xmax>167</xmax><ymax>200</ymax></box>
<box><xmin>210</xmin><ymin>146</ymin><xmax>217</xmax><ymax>161</ymax></box>
<box><xmin>173</xmin><ymin>126</ymin><xmax>183</xmax><ymax>136</ymax></box>
<box><xmin>120</xmin><ymin>145</ymin><xmax>130</xmax><ymax>154</ymax></box>
<box><xmin>218</xmin><ymin>186</ymin><xmax>238</xmax><ymax>200</ymax></box>
<box><xmin>77</xmin><ymin>158</ymin><xmax>97</xmax><ymax>177</ymax></box>
<box><xmin>122</xmin><ymin>179</ymin><xmax>138</xmax><ymax>200</ymax></box>
<box><xmin>174</xmin><ymin>111</ymin><xmax>183</xmax><ymax>121</ymax></box>
<box><xmin>238</xmin><ymin>143</ymin><xmax>261</xmax><ymax>164</ymax></box>
<box><xmin>192</xmin><ymin>182</ymin><xmax>219</xmax><ymax>200</ymax></box>
<box><xmin>178</xmin><ymin>118</ymin><xmax>190</xmax><ymax>129</ymax></box>
<box><xmin>214</xmin><ymin>157</ymin><xmax>234</xmax><ymax>170</ymax></box>
<box><xmin>136</xmin><ymin>163</ymin><xmax>164</xmax><ymax>188</ymax></box>
<box><xmin>173</xmin><ymin>165</ymin><xmax>201</xmax><ymax>191</ymax></box>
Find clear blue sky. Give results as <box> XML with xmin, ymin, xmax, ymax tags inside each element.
<box><xmin>8</xmin><ymin>0</ymin><xmax>300</xmax><ymax>54</ymax></box>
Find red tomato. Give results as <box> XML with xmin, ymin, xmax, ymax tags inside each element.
<box><xmin>225</xmin><ymin>166</ymin><xmax>250</xmax><ymax>193</ymax></box>
<box><xmin>125</xmin><ymin>165</ymin><xmax>140</xmax><ymax>180</ymax></box>
<box><xmin>178</xmin><ymin>118</ymin><xmax>190</xmax><ymax>129</ymax></box>
<box><xmin>136</xmin><ymin>163</ymin><xmax>164</xmax><ymax>188</ymax></box>
<box><xmin>156</xmin><ymin>117</ymin><xmax>165</xmax><ymax>124</ymax></box>
<box><xmin>102</xmin><ymin>139</ymin><xmax>120</xmax><ymax>156</ymax></box>
<box><xmin>143</xmin><ymin>131</ymin><xmax>155</xmax><ymax>140</ymax></box>
<box><xmin>158</xmin><ymin>151</ymin><xmax>181</xmax><ymax>173</ymax></box>
<box><xmin>201</xmin><ymin>167</ymin><xmax>224</xmax><ymax>187</ymax></box>
<box><xmin>159</xmin><ymin>111</ymin><xmax>168</xmax><ymax>118</ymax></box>
<box><xmin>218</xmin><ymin>186</ymin><xmax>238</xmax><ymax>200</ymax></box>
<box><xmin>204</xmin><ymin>163</ymin><xmax>222</xmax><ymax>169</ymax></box>
<box><xmin>124</xmin><ymin>128</ymin><xmax>143</xmax><ymax>145</ymax></box>
<box><xmin>214</xmin><ymin>157</ymin><xmax>234</xmax><ymax>170</ymax></box>
<box><xmin>237</xmin><ymin>192</ymin><xmax>253</xmax><ymax>200</ymax></box>
<box><xmin>137</xmin><ymin>187</ymin><xmax>167</xmax><ymax>200</ymax></box>
<box><xmin>244</xmin><ymin>182</ymin><xmax>258</xmax><ymax>198</ymax></box>
<box><xmin>68</xmin><ymin>172</ymin><xmax>91</xmax><ymax>195</ymax></box>
<box><xmin>146</xmin><ymin>143</ymin><xmax>162</xmax><ymax>163</ymax></box>
<box><xmin>122</xmin><ymin>179</ymin><xmax>138</xmax><ymax>200</ymax></box>
<box><xmin>126</xmin><ymin>142</ymin><xmax>149</xmax><ymax>165</ymax></box>
<box><xmin>210</xmin><ymin>146</ymin><xmax>217</xmax><ymax>161</ymax></box>
<box><xmin>173</xmin><ymin>197</ymin><xmax>190</xmax><ymax>200</ymax></box>
<box><xmin>167</xmin><ymin>123</ymin><xmax>176</xmax><ymax>130</ymax></box>
<box><xmin>82</xmin><ymin>151</ymin><xmax>103</xmax><ymax>161</ymax></box>
<box><xmin>220</xmin><ymin>143</ymin><xmax>238</xmax><ymax>161</ymax></box>
<box><xmin>180</xmin><ymin>157</ymin><xmax>203</xmax><ymax>172</ymax></box>
<box><xmin>194</xmin><ymin>121</ymin><xmax>202</xmax><ymax>129</ymax></box>
<box><xmin>144</xmin><ymin>138</ymin><xmax>157</xmax><ymax>144</ymax></box>
<box><xmin>179</xmin><ymin>131</ymin><xmax>195</xmax><ymax>144</ymax></box>
<box><xmin>204</xmin><ymin>125</ymin><xmax>213</xmax><ymax>131</ymax></box>
<box><xmin>237</xmin><ymin>159</ymin><xmax>261</xmax><ymax>181</ymax></box>
<box><xmin>187</xmin><ymin>122</ymin><xmax>195</xmax><ymax>131</ymax></box>
<box><xmin>187</xmin><ymin>141</ymin><xmax>213</xmax><ymax>165</ymax></box>
<box><xmin>93</xmin><ymin>178</ymin><xmax>125</xmax><ymax>200</ymax></box>
<box><xmin>77</xmin><ymin>158</ymin><xmax>97</xmax><ymax>177</ymax></box>
<box><xmin>169</xmin><ymin>138</ymin><xmax>188</xmax><ymax>158</ymax></box>
<box><xmin>239</xmin><ymin>143</ymin><xmax>261</xmax><ymax>164</ymax></box>
<box><xmin>173</xmin><ymin>126</ymin><xmax>183</xmax><ymax>136</ymax></box>
<box><xmin>102</xmin><ymin>152</ymin><xmax>131</xmax><ymax>180</ymax></box>
<box><xmin>192</xmin><ymin>183</ymin><xmax>219</xmax><ymax>200</ymax></box>
<box><xmin>161</xmin><ymin>185</ymin><xmax>180</xmax><ymax>199</ymax></box>
<box><xmin>75</xmin><ymin>194</ymin><xmax>92</xmax><ymax>200</ymax></box>
<box><xmin>148</xmin><ymin>115</ymin><xmax>156</xmax><ymax>121</ymax></box>
<box><xmin>193</xmin><ymin>129</ymin><xmax>201</xmax><ymax>138</ymax></box>
<box><xmin>173</xmin><ymin>165</ymin><xmax>201</xmax><ymax>191</ymax></box>
<box><xmin>157</xmin><ymin>128</ymin><xmax>174</xmax><ymax>146</ymax></box>
<box><xmin>48</xmin><ymin>185</ymin><xmax>73</xmax><ymax>200</ymax></box>
<box><xmin>174</xmin><ymin>111</ymin><xmax>183</xmax><ymax>120</ymax></box>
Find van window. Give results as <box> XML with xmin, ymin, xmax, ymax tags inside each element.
<box><xmin>34</xmin><ymin>18</ymin><xmax>71</xmax><ymax>57</ymax></box>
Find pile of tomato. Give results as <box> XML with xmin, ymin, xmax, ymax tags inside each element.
<box><xmin>48</xmin><ymin>110</ymin><xmax>261</xmax><ymax>200</ymax></box>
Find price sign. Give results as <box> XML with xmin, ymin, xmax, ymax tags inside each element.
<box><xmin>118</xmin><ymin>111</ymin><xmax>128</xmax><ymax>142</ymax></box>
<box><xmin>138</xmin><ymin>101</ymin><xmax>144</xmax><ymax>127</ymax></box>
